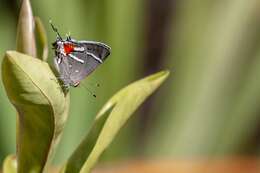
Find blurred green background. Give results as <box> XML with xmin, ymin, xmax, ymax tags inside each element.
<box><xmin>1</xmin><ymin>0</ymin><xmax>260</xmax><ymax>166</ymax></box>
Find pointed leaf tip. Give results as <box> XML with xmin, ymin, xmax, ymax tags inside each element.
<box><xmin>16</xmin><ymin>0</ymin><xmax>37</xmax><ymax>57</ymax></box>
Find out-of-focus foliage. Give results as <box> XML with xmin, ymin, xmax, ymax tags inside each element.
<box><xmin>147</xmin><ymin>0</ymin><xmax>260</xmax><ymax>157</ymax></box>
<box><xmin>1</xmin><ymin>0</ymin><xmax>260</xmax><ymax>168</ymax></box>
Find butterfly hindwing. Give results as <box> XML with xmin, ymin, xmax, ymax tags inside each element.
<box><xmin>54</xmin><ymin>54</ymin><xmax>74</xmax><ymax>86</ymax></box>
<box><xmin>66</xmin><ymin>51</ymin><xmax>101</xmax><ymax>84</ymax></box>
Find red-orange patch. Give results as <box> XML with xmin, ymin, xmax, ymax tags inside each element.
<box><xmin>64</xmin><ymin>43</ymin><xmax>75</xmax><ymax>54</ymax></box>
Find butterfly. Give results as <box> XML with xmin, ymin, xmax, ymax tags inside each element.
<box><xmin>50</xmin><ymin>21</ymin><xmax>111</xmax><ymax>88</ymax></box>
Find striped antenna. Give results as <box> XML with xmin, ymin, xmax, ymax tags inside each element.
<box><xmin>49</xmin><ymin>20</ymin><xmax>63</xmax><ymax>40</ymax></box>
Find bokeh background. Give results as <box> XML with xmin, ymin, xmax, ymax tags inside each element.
<box><xmin>1</xmin><ymin>0</ymin><xmax>260</xmax><ymax>167</ymax></box>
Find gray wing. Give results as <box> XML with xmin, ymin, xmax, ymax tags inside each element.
<box><xmin>54</xmin><ymin>55</ymin><xmax>74</xmax><ymax>87</ymax></box>
<box><xmin>71</xmin><ymin>40</ymin><xmax>111</xmax><ymax>62</ymax></box>
<box><xmin>55</xmin><ymin>41</ymin><xmax>111</xmax><ymax>86</ymax></box>
<box><xmin>66</xmin><ymin>50</ymin><xmax>107</xmax><ymax>85</ymax></box>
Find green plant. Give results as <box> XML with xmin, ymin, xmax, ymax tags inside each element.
<box><xmin>1</xmin><ymin>0</ymin><xmax>169</xmax><ymax>173</ymax></box>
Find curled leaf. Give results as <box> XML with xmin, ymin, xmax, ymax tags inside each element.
<box><xmin>2</xmin><ymin>51</ymin><xmax>69</xmax><ymax>173</ymax></box>
<box><xmin>62</xmin><ymin>70</ymin><xmax>169</xmax><ymax>173</ymax></box>
<box><xmin>35</xmin><ymin>17</ymin><xmax>48</xmax><ymax>61</ymax></box>
<box><xmin>16</xmin><ymin>0</ymin><xmax>37</xmax><ymax>57</ymax></box>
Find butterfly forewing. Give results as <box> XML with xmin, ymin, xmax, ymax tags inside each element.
<box><xmin>72</xmin><ymin>40</ymin><xmax>111</xmax><ymax>61</ymax></box>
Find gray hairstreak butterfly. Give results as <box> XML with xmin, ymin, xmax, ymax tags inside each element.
<box><xmin>50</xmin><ymin>21</ymin><xmax>111</xmax><ymax>92</ymax></box>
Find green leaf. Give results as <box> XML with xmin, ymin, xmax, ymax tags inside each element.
<box><xmin>16</xmin><ymin>0</ymin><xmax>37</xmax><ymax>57</ymax></box>
<box><xmin>35</xmin><ymin>17</ymin><xmax>48</xmax><ymax>61</ymax></box>
<box><xmin>62</xmin><ymin>70</ymin><xmax>170</xmax><ymax>173</ymax></box>
<box><xmin>2</xmin><ymin>51</ymin><xmax>69</xmax><ymax>173</ymax></box>
<box><xmin>2</xmin><ymin>155</ymin><xmax>17</xmax><ymax>173</ymax></box>
<box><xmin>61</xmin><ymin>107</ymin><xmax>112</xmax><ymax>173</ymax></box>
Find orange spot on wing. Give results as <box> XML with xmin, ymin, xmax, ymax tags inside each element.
<box><xmin>64</xmin><ymin>43</ymin><xmax>75</xmax><ymax>54</ymax></box>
